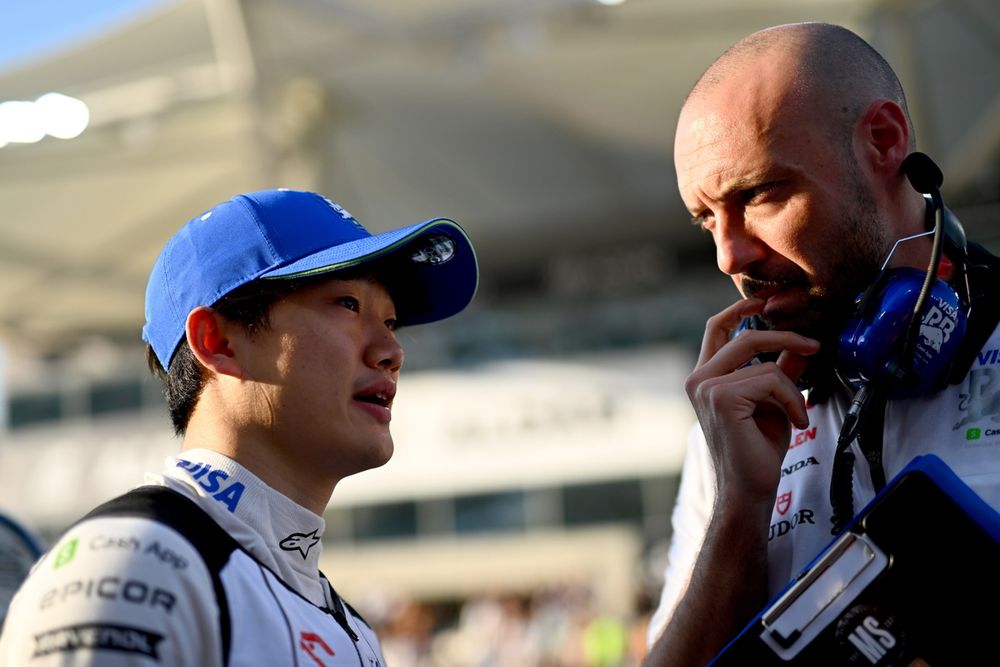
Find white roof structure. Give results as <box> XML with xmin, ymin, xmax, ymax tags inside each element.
<box><xmin>0</xmin><ymin>0</ymin><xmax>996</xmax><ymax>356</ymax></box>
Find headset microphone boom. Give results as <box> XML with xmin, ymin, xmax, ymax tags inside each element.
<box><xmin>830</xmin><ymin>152</ymin><xmax>971</xmax><ymax>534</ymax></box>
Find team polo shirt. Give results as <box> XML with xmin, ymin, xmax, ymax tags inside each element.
<box><xmin>647</xmin><ymin>321</ymin><xmax>1000</xmax><ymax>645</ymax></box>
<box><xmin>0</xmin><ymin>449</ymin><xmax>385</xmax><ymax>666</ymax></box>
<box><xmin>648</xmin><ymin>244</ymin><xmax>1000</xmax><ymax>646</ymax></box>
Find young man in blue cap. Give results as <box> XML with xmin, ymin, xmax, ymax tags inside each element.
<box><xmin>0</xmin><ymin>189</ymin><xmax>478</xmax><ymax>666</ymax></box>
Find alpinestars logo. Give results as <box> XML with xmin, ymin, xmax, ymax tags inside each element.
<box><xmin>33</xmin><ymin>623</ymin><xmax>164</xmax><ymax>659</ymax></box>
<box><xmin>280</xmin><ymin>529</ymin><xmax>321</xmax><ymax>559</ymax></box>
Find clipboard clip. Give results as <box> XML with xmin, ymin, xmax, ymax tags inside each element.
<box><xmin>759</xmin><ymin>532</ymin><xmax>889</xmax><ymax>660</ymax></box>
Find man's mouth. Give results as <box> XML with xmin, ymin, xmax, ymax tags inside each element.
<box><xmin>353</xmin><ymin>380</ymin><xmax>397</xmax><ymax>419</ymax></box>
<box><xmin>745</xmin><ymin>283</ymin><xmax>784</xmax><ymax>301</ymax></box>
<box><xmin>742</xmin><ymin>275</ymin><xmax>809</xmax><ymax>301</ymax></box>
<box><xmin>354</xmin><ymin>392</ymin><xmax>392</xmax><ymax>408</ymax></box>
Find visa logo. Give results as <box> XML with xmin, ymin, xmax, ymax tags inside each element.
<box><xmin>977</xmin><ymin>349</ymin><xmax>1000</xmax><ymax>366</ymax></box>
<box><xmin>176</xmin><ymin>460</ymin><xmax>245</xmax><ymax>513</ymax></box>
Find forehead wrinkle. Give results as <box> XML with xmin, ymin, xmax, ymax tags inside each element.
<box><xmin>676</xmin><ymin>113</ymin><xmax>771</xmax><ymax>207</ymax></box>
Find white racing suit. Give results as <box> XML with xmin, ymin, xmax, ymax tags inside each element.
<box><xmin>0</xmin><ymin>449</ymin><xmax>386</xmax><ymax>666</ymax></box>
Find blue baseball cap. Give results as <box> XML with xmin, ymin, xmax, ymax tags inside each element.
<box><xmin>143</xmin><ymin>188</ymin><xmax>478</xmax><ymax>368</ymax></box>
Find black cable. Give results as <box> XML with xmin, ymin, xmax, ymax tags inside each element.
<box><xmin>829</xmin><ymin>446</ymin><xmax>856</xmax><ymax>535</ymax></box>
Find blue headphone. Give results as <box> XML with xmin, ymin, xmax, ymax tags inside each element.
<box><xmin>830</xmin><ymin>153</ymin><xmax>972</xmax><ymax>534</ymax></box>
<box><xmin>836</xmin><ymin>153</ymin><xmax>970</xmax><ymax>400</ymax></box>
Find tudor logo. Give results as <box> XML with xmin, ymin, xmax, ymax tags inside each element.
<box><xmin>768</xmin><ymin>509</ymin><xmax>815</xmax><ymax>541</ymax></box>
<box><xmin>280</xmin><ymin>529</ymin><xmax>321</xmax><ymax>559</ymax></box>
<box><xmin>775</xmin><ymin>491</ymin><xmax>792</xmax><ymax>516</ymax></box>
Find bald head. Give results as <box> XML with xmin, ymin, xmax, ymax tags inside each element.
<box><xmin>672</xmin><ymin>22</ymin><xmax>928</xmax><ymax>339</ymax></box>
<box><xmin>686</xmin><ymin>22</ymin><xmax>913</xmax><ymax>151</ymax></box>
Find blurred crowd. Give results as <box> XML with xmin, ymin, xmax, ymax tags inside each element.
<box><xmin>363</xmin><ymin>585</ymin><xmax>654</xmax><ymax>667</ymax></box>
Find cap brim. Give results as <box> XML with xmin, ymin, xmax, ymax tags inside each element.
<box><xmin>260</xmin><ymin>218</ymin><xmax>478</xmax><ymax>326</ymax></box>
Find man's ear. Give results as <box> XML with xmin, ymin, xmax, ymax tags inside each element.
<box><xmin>185</xmin><ymin>306</ymin><xmax>243</xmax><ymax>379</ymax></box>
<box><xmin>856</xmin><ymin>99</ymin><xmax>910</xmax><ymax>177</ymax></box>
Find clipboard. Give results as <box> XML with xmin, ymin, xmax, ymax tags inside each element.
<box><xmin>710</xmin><ymin>454</ymin><xmax>1000</xmax><ymax>666</ymax></box>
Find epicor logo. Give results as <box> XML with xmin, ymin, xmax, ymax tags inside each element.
<box><xmin>40</xmin><ymin>577</ymin><xmax>176</xmax><ymax>614</ymax></box>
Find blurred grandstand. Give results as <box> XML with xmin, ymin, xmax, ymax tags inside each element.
<box><xmin>0</xmin><ymin>0</ymin><xmax>997</xmax><ymax>663</ymax></box>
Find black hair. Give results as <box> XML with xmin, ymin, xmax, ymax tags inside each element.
<box><xmin>146</xmin><ymin>274</ymin><xmax>318</xmax><ymax>435</ymax></box>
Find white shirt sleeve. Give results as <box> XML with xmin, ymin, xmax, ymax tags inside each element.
<box><xmin>0</xmin><ymin>515</ymin><xmax>223</xmax><ymax>666</ymax></box>
<box><xmin>646</xmin><ymin>421</ymin><xmax>717</xmax><ymax>647</ymax></box>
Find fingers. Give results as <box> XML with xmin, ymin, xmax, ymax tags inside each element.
<box><xmin>697</xmin><ymin>298</ymin><xmax>765</xmax><ymax>367</ymax></box>
<box><xmin>697</xmin><ymin>328</ymin><xmax>820</xmax><ymax>379</ymax></box>
<box><xmin>692</xmin><ymin>361</ymin><xmax>812</xmax><ymax>430</ymax></box>
<box><xmin>686</xmin><ymin>300</ymin><xmax>821</xmax><ymax>499</ymax></box>
<box><xmin>776</xmin><ymin>348</ymin><xmax>813</xmax><ymax>386</ymax></box>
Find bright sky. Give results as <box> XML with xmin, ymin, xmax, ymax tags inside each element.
<box><xmin>0</xmin><ymin>0</ymin><xmax>166</xmax><ymax>75</ymax></box>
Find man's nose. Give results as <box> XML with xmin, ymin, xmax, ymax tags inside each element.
<box><xmin>371</xmin><ymin>330</ymin><xmax>404</xmax><ymax>373</ymax></box>
<box><xmin>714</xmin><ymin>216</ymin><xmax>766</xmax><ymax>276</ymax></box>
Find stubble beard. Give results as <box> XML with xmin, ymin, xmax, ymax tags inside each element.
<box><xmin>749</xmin><ymin>172</ymin><xmax>888</xmax><ymax>346</ymax></box>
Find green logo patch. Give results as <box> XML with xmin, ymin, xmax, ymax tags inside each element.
<box><xmin>966</xmin><ymin>427</ymin><xmax>982</xmax><ymax>441</ymax></box>
<box><xmin>52</xmin><ymin>538</ymin><xmax>78</xmax><ymax>570</ymax></box>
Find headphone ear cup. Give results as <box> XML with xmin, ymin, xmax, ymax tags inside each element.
<box><xmin>837</xmin><ymin>267</ymin><xmax>966</xmax><ymax>398</ymax></box>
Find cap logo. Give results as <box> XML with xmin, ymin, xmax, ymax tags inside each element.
<box><xmin>410</xmin><ymin>234</ymin><xmax>456</xmax><ymax>266</ymax></box>
<box><xmin>318</xmin><ymin>195</ymin><xmax>366</xmax><ymax>231</ymax></box>
<box><xmin>200</xmin><ymin>211</ymin><xmax>213</xmax><ymax>221</ymax></box>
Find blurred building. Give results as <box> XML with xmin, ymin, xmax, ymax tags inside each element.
<box><xmin>0</xmin><ymin>0</ymin><xmax>997</xmax><ymax>659</ymax></box>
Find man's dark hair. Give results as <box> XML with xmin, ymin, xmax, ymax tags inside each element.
<box><xmin>147</xmin><ymin>259</ymin><xmax>420</xmax><ymax>435</ymax></box>
<box><xmin>146</xmin><ymin>274</ymin><xmax>317</xmax><ymax>435</ymax></box>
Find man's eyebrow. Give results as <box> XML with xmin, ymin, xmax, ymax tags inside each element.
<box><xmin>683</xmin><ymin>173</ymin><xmax>763</xmax><ymax>215</ymax></box>
<box><xmin>715</xmin><ymin>173</ymin><xmax>769</xmax><ymax>199</ymax></box>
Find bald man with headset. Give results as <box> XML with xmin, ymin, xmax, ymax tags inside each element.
<box><xmin>645</xmin><ymin>23</ymin><xmax>1000</xmax><ymax>665</ymax></box>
